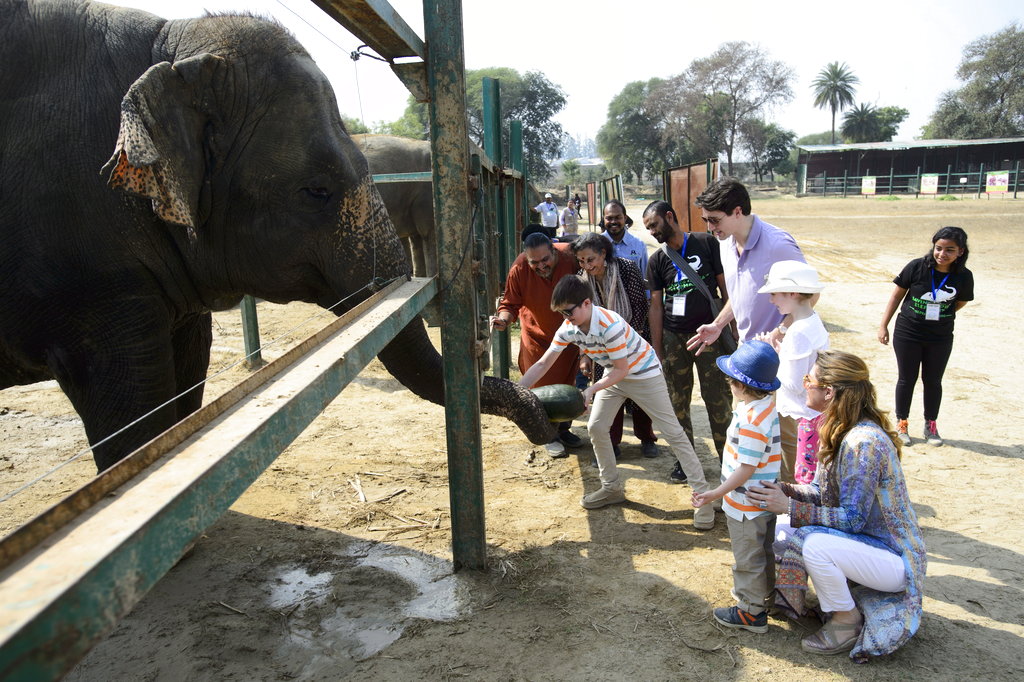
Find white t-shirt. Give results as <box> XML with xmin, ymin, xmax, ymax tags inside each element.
<box><xmin>534</xmin><ymin>201</ymin><xmax>559</xmax><ymax>227</ymax></box>
<box><xmin>776</xmin><ymin>312</ymin><xmax>829</xmax><ymax>419</ymax></box>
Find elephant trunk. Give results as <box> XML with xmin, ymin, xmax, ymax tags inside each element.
<box><xmin>377</xmin><ymin>320</ymin><xmax>558</xmax><ymax>445</ymax></box>
<box><xmin>335</xmin><ymin>177</ymin><xmax>557</xmax><ymax>446</ymax></box>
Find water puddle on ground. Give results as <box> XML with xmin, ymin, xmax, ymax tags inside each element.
<box><xmin>268</xmin><ymin>541</ymin><xmax>466</xmax><ymax>674</ymax></box>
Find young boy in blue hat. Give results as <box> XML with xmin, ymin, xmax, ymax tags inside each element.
<box><xmin>692</xmin><ymin>340</ymin><xmax>782</xmax><ymax>632</ymax></box>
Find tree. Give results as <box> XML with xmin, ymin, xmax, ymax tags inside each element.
<box><xmin>464</xmin><ymin>68</ymin><xmax>567</xmax><ymax>181</ymax></box>
<box><xmin>596</xmin><ymin>79</ymin><xmax>665</xmax><ymax>183</ymax></box>
<box><xmin>812</xmin><ymin>62</ymin><xmax>859</xmax><ymax>144</ymax></box>
<box><xmin>841</xmin><ymin>103</ymin><xmax>880</xmax><ymax>143</ymax></box>
<box><xmin>561</xmin><ymin>159</ymin><xmax>581</xmax><ymax>185</ymax></box>
<box><xmin>876</xmin><ymin>106</ymin><xmax>909</xmax><ymax>141</ymax></box>
<box><xmin>924</xmin><ymin>23</ymin><xmax>1024</xmax><ymax>138</ymax></box>
<box><xmin>342</xmin><ymin>115</ymin><xmax>370</xmax><ymax>135</ymax></box>
<box><xmin>373</xmin><ymin>97</ymin><xmax>429</xmax><ymax>139</ymax></box>
<box><xmin>741</xmin><ymin>119</ymin><xmax>796</xmax><ymax>182</ymax></box>
<box><xmin>376</xmin><ymin>68</ymin><xmax>567</xmax><ymax>180</ymax></box>
<box><xmin>656</xmin><ymin>42</ymin><xmax>795</xmax><ymax>174</ymax></box>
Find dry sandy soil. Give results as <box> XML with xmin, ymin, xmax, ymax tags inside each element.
<box><xmin>2</xmin><ymin>195</ymin><xmax>1022</xmax><ymax>681</ymax></box>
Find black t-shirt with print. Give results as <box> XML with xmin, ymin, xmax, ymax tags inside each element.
<box><xmin>893</xmin><ymin>257</ymin><xmax>974</xmax><ymax>343</ymax></box>
<box><xmin>646</xmin><ymin>231</ymin><xmax>723</xmax><ymax>334</ymax></box>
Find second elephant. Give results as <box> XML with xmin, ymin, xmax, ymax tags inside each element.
<box><xmin>353</xmin><ymin>134</ymin><xmax>436</xmax><ymax>278</ymax></box>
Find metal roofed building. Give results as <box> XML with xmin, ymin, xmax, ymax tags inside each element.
<box><xmin>795</xmin><ymin>137</ymin><xmax>1024</xmax><ymax>196</ymax></box>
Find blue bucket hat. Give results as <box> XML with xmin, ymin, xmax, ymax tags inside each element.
<box><xmin>716</xmin><ymin>340</ymin><xmax>781</xmax><ymax>392</ymax></box>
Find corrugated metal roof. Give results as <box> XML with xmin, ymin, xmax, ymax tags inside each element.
<box><xmin>797</xmin><ymin>137</ymin><xmax>1024</xmax><ymax>153</ymax></box>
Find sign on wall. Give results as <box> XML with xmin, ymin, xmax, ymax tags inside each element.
<box><xmin>861</xmin><ymin>176</ymin><xmax>876</xmax><ymax>195</ymax></box>
<box><xmin>986</xmin><ymin>171</ymin><xmax>1010</xmax><ymax>193</ymax></box>
<box><xmin>920</xmin><ymin>174</ymin><xmax>940</xmax><ymax>194</ymax></box>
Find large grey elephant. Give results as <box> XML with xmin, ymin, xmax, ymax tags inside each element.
<box><xmin>352</xmin><ymin>134</ymin><xmax>436</xmax><ymax>278</ymax></box>
<box><xmin>0</xmin><ymin>0</ymin><xmax>555</xmax><ymax>472</ymax></box>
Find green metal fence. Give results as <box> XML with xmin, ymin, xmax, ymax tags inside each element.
<box><xmin>801</xmin><ymin>163</ymin><xmax>1022</xmax><ymax>198</ymax></box>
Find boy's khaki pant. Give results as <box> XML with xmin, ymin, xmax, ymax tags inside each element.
<box><xmin>726</xmin><ymin>513</ymin><xmax>777</xmax><ymax>616</ymax></box>
<box><xmin>587</xmin><ymin>373</ymin><xmax>714</xmax><ymax>526</ymax></box>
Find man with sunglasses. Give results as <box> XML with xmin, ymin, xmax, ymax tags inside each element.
<box><xmin>687</xmin><ymin>178</ymin><xmax>815</xmax><ymax>484</ymax></box>
<box><xmin>491</xmin><ymin>232</ymin><xmax>583</xmax><ymax>456</ymax></box>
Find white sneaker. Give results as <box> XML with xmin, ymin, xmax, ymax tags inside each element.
<box><xmin>693</xmin><ymin>505</ymin><xmax>715</xmax><ymax>530</ymax></box>
<box><xmin>581</xmin><ymin>486</ymin><xmax>626</xmax><ymax>509</ymax></box>
<box><xmin>544</xmin><ymin>440</ymin><xmax>567</xmax><ymax>458</ymax></box>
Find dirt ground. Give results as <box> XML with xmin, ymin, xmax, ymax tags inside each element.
<box><xmin>2</xmin><ymin>195</ymin><xmax>1022</xmax><ymax>681</ymax></box>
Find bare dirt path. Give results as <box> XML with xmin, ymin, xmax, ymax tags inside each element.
<box><xmin>2</xmin><ymin>196</ymin><xmax>1022</xmax><ymax>680</ymax></box>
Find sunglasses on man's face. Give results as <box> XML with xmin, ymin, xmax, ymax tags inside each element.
<box><xmin>557</xmin><ymin>304</ymin><xmax>580</xmax><ymax>318</ymax></box>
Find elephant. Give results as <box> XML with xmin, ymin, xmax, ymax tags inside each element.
<box><xmin>0</xmin><ymin>0</ymin><xmax>556</xmax><ymax>472</ymax></box>
<box><xmin>352</xmin><ymin>134</ymin><xmax>436</xmax><ymax>279</ymax></box>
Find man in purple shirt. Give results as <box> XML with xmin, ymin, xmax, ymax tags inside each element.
<box><xmin>686</xmin><ymin>178</ymin><xmax>815</xmax><ymax>484</ymax></box>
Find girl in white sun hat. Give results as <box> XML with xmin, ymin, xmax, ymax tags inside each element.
<box><xmin>755</xmin><ymin>260</ymin><xmax>828</xmax><ymax>485</ymax></box>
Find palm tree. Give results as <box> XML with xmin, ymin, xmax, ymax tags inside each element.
<box><xmin>841</xmin><ymin>103</ymin><xmax>881</xmax><ymax>143</ymax></box>
<box><xmin>812</xmin><ymin>62</ymin><xmax>859</xmax><ymax>144</ymax></box>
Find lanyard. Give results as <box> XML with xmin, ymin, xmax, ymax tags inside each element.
<box><xmin>930</xmin><ymin>269</ymin><xmax>950</xmax><ymax>303</ymax></box>
<box><xmin>670</xmin><ymin>233</ymin><xmax>690</xmax><ymax>282</ymax></box>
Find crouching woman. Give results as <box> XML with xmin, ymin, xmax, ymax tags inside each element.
<box><xmin>747</xmin><ymin>350</ymin><xmax>926</xmax><ymax>662</ymax></box>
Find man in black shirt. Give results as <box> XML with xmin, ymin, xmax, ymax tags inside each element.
<box><xmin>643</xmin><ymin>201</ymin><xmax>733</xmax><ymax>479</ymax></box>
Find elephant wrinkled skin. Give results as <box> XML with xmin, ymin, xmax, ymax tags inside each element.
<box><xmin>0</xmin><ymin>0</ymin><xmax>555</xmax><ymax>471</ymax></box>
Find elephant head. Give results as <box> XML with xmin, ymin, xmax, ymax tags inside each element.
<box><xmin>94</xmin><ymin>14</ymin><xmax>555</xmax><ymax>462</ymax></box>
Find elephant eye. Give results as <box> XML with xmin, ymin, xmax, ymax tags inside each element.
<box><xmin>300</xmin><ymin>186</ymin><xmax>332</xmax><ymax>205</ymax></box>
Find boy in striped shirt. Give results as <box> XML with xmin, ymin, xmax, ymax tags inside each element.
<box><xmin>519</xmin><ymin>275</ymin><xmax>715</xmax><ymax>527</ymax></box>
<box><xmin>693</xmin><ymin>340</ymin><xmax>782</xmax><ymax>633</ymax></box>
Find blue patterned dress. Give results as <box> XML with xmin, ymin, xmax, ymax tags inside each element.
<box><xmin>776</xmin><ymin>420</ymin><xmax>927</xmax><ymax>663</ymax></box>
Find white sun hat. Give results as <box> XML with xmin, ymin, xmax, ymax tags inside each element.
<box><xmin>757</xmin><ymin>260</ymin><xmax>825</xmax><ymax>294</ymax></box>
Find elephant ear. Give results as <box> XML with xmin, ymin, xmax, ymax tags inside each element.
<box><xmin>101</xmin><ymin>54</ymin><xmax>223</xmax><ymax>238</ymax></box>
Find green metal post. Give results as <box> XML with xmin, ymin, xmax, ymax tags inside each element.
<box><xmin>888</xmin><ymin>166</ymin><xmax>894</xmax><ymax>195</ymax></box>
<box><xmin>916</xmin><ymin>166</ymin><xmax>921</xmax><ymax>198</ymax></box>
<box><xmin>842</xmin><ymin>170</ymin><xmax>848</xmax><ymax>198</ymax></box>
<box><xmin>978</xmin><ymin>163</ymin><xmax>985</xmax><ymax>198</ymax></box>
<box><xmin>1014</xmin><ymin>161</ymin><xmax>1020</xmax><ymax>199</ymax></box>
<box><xmin>823</xmin><ymin>171</ymin><xmax>828</xmax><ymax>197</ymax></box>
<box><xmin>424</xmin><ymin>0</ymin><xmax>486</xmax><ymax>570</ymax></box>
<box><xmin>240</xmin><ymin>295</ymin><xmax>264</xmax><ymax>369</ymax></box>
<box><xmin>483</xmin><ymin>78</ymin><xmax>510</xmax><ymax>379</ymax></box>
<box><xmin>946</xmin><ymin>164</ymin><xmax>952</xmax><ymax>195</ymax></box>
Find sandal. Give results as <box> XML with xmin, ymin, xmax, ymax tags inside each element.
<box><xmin>801</xmin><ymin>618</ymin><xmax>862</xmax><ymax>655</ymax></box>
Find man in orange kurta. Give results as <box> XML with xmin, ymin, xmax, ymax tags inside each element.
<box><xmin>491</xmin><ymin>233</ymin><xmax>582</xmax><ymax>456</ymax></box>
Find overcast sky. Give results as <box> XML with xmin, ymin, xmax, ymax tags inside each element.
<box><xmin>108</xmin><ymin>0</ymin><xmax>1022</xmax><ymax>146</ymax></box>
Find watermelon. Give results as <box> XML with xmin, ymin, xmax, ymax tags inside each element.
<box><xmin>530</xmin><ymin>384</ymin><xmax>586</xmax><ymax>422</ymax></box>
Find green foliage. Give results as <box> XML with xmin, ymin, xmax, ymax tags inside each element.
<box><xmin>375</xmin><ymin>68</ymin><xmax>568</xmax><ymax>180</ymax></box>
<box><xmin>596</xmin><ymin>79</ymin><xmax>665</xmax><ymax>183</ymax></box>
<box><xmin>841</xmin><ymin>103</ymin><xmax>880</xmax><ymax>142</ymax></box>
<box><xmin>812</xmin><ymin>62</ymin><xmax>859</xmax><ymax>144</ymax></box>
<box><xmin>560</xmin><ymin>159</ymin><xmax>581</xmax><ymax>184</ymax></box>
<box><xmin>374</xmin><ymin>96</ymin><xmax>429</xmax><ymax>139</ymax></box>
<box><xmin>649</xmin><ymin>42</ymin><xmax>795</xmax><ymax>174</ymax></box>
<box><xmin>937</xmin><ymin>194</ymin><xmax>959</xmax><ymax>201</ymax></box>
<box><xmin>464</xmin><ymin>68</ymin><xmax>567</xmax><ymax>181</ymax></box>
<box><xmin>924</xmin><ymin>23</ymin><xmax>1024</xmax><ymax>139</ymax></box>
<box><xmin>740</xmin><ymin>119</ymin><xmax>796</xmax><ymax>181</ymax></box>
<box><xmin>876</xmin><ymin>106</ymin><xmax>909</xmax><ymax>141</ymax></box>
<box><xmin>877</xmin><ymin>194</ymin><xmax>900</xmax><ymax>201</ymax></box>
<box><xmin>341</xmin><ymin>115</ymin><xmax>370</xmax><ymax>135</ymax></box>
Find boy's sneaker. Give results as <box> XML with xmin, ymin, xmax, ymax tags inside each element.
<box><xmin>668</xmin><ymin>461</ymin><xmax>688</xmax><ymax>484</ymax></box>
<box><xmin>896</xmin><ymin>419</ymin><xmax>911</xmax><ymax>446</ymax></box>
<box><xmin>924</xmin><ymin>420</ymin><xmax>943</xmax><ymax>446</ymax></box>
<box><xmin>581</xmin><ymin>486</ymin><xmax>626</xmax><ymax>509</ymax></box>
<box><xmin>693</xmin><ymin>504</ymin><xmax>715</xmax><ymax>530</ymax></box>
<box><xmin>713</xmin><ymin>606</ymin><xmax>768</xmax><ymax>633</ymax></box>
<box><xmin>544</xmin><ymin>440</ymin><xmax>567</xmax><ymax>458</ymax></box>
<box><xmin>641</xmin><ymin>441</ymin><xmax>659</xmax><ymax>458</ymax></box>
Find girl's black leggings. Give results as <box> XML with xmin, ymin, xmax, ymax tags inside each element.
<box><xmin>892</xmin><ymin>335</ymin><xmax>954</xmax><ymax>421</ymax></box>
